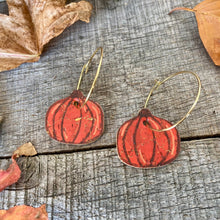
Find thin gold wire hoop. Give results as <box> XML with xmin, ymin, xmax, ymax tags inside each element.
<box><xmin>77</xmin><ymin>47</ymin><xmax>103</xmax><ymax>106</ymax></box>
<box><xmin>144</xmin><ymin>71</ymin><xmax>201</xmax><ymax>132</ymax></box>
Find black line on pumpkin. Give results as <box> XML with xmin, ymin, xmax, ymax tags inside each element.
<box><xmin>122</xmin><ymin>118</ymin><xmax>136</xmax><ymax>166</ymax></box>
<box><xmin>46</xmin><ymin>100</ymin><xmax>57</xmax><ymax>132</ymax></box>
<box><xmin>60</xmin><ymin>98</ymin><xmax>74</xmax><ymax>142</ymax></box>
<box><xmin>163</xmin><ymin>135</ymin><xmax>180</xmax><ymax>165</ymax></box>
<box><xmin>98</xmin><ymin>103</ymin><xmax>104</xmax><ymax>129</ymax></box>
<box><xmin>152</xmin><ymin>117</ymin><xmax>169</xmax><ymax>166</ymax></box>
<box><xmin>52</xmin><ymin>98</ymin><xmax>69</xmax><ymax>140</ymax></box>
<box><xmin>117</xmin><ymin>121</ymin><xmax>130</xmax><ymax>164</ymax></box>
<box><xmin>96</xmin><ymin>102</ymin><xmax>104</xmax><ymax>135</ymax></box>
<box><xmin>162</xmin><ymin>122</ymin><xmax>180</xmax><ymax>166</ymax></box>
<box><xmin>80</xmin><ymin>103</ymin><xmax>94</xmax><ymax>143</ymax></box>
<box><xmin>133</xmin><ymin>116</ymin><xmax>144</xmax><ymax>167</ymax></box>
<box><xmin>143</xmin><ymin>116</ymin><xmax>158</xmax><ymax>167</ymax></box>
<box><xmin>150</xmin><ymin>127</ymin><xmax>157</xmax><ymax>166</ymax></box>
<box><xmin>84</xmin><ymin>102</ymin><xmax>104</xmax><ymax>144</ymax></box>
<box><xmin>71</xmin><ymin>105</ymin><xmax>82</xmax><ymax>144</ymax></box>
<box><xmin>162</xmin><ymin>121</ymin><xmax>173</xmax><ymax>165</ymax></box>
<box><xmin>154</xmin><ymin>117</ymin><xmax>180</xmax><ymax>166</ymax></box>
<box><xmin>163</xmin><ymin>131</ymin><xmax>180</xmax><ymax>165</ymax></box>
<box><xmin>163</xmin><ymin>120</ymin><xmax>178</xmax><ymax>161</ymax></box>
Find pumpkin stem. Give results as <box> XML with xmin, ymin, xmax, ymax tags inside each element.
<box><xmin>139</xmin><ymin>109</ymin><xmax>152</xmax><ymax>117</ymax></box>
<box><xmin>169</xmin><ymin>7</ymin><xmax>195</xmax><ymax>15</ymax></box>
<box><xmin>70</xmin><ymin>90</ymin><xmax>85</xmax><ymax>99</ymax></box>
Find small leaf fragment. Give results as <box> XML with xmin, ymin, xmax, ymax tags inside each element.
<box><xmin>0</xmin><ymin>204</ymin><xmax>48</xmax><ymax>220</ymax></box>
<box><xmin>13</xmin><ymin>142</ymin><xmax>37</xmax><ymax>157</ymax></box>
<box><xmin>169</xmin><ymin>0</ymin><xmax>220</xmax><ymax>66</ymax></box>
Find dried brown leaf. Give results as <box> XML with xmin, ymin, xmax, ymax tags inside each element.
<box><xmin>169</xmin><ymin>0</ymin><xmax>220</xmax><ymax>66</ymax></box>
<box><xmin>0</xmin><ymin>0</ymin><xmax>92</xmax><ymax>72</ymax></box>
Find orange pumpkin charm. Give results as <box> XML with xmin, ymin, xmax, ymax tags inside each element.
<box><xmin>46</xmin><ymin>90</ymin><xmax>104</xmax><ymax>144</ymax></box>
<box><xmin>117</xmin><ymin>109</ymin><xmax>180</xmax><ymax>168</ymax></box>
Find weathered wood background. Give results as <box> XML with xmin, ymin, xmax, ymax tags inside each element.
<box><xmin>0</xmin><ymin>0</ymin><xmax>219</xmax><ymax>219</ymax></box>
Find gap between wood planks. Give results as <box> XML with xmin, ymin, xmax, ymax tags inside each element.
<box><xmin>0</xmin><ymin>134</ymin><xmax>219</xmax><ymax>160</ymax></box>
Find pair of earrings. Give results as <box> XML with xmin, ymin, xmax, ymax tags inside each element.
<box><xmin>45</xmin><ymin>47</ymin><xmax>201</xmax><ymax>168</ymax></box>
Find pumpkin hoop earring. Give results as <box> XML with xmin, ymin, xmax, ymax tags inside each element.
<box><xmin>117</xmin><ymin>71</ymin><xmax>201</xmax><ymax>168</ymax></box>
<box><xmin>145</xmin><ymin>71</ymin><xmax>201</xmax><ymax>132</ymax></box>
<box><xmin>46</xmin><ymin>47</ymin><xmax>104</xmax><ymax>145</ymax></box>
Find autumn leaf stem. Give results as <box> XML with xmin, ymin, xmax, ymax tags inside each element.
<box><xmin>169</xmin><ymin>7</ymin><xmax>195</xmax><ymax>15</ymax></box>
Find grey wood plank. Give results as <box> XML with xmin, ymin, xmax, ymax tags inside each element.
<box><xmin>0</xmin><ymin>0</ymin><xmax>220</xmax><ymax>156</ymax></box>
<box><xmin>0</xmin><ymin>138</ymin><xmax>219</xmax><ymax>219</ymax></box>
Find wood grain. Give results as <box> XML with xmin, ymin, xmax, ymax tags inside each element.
<box><xmin>0</xmin><ymin>138</ymin><xmax>219</xmax><ymax>219</ymax></box>
<box><xmin>0</xmin><ymin>0</ymin><xmax>219</xmax><ymax>157</ymax></box>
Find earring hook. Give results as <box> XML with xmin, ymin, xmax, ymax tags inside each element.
<box><xmin>144</xmin><ymin>71</ymin><xmax>201</xmax><ymax>132</ymax></box>
<box><xmin>77</xmin><ymin>47</ymin><xmax>103</xmax><ymax>106</ymax></box>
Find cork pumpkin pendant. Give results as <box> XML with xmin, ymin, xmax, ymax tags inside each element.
<box><xmin>117</xmin><ymin>71</ymin><xmax>201</xmax><ymax>168</ymax></box>
<box><xmin>117</xmin><ymin>109</ymin><xmax>180</xmax><ymax>168</ymax></box>
<box><xmin>46</xmin><ymin>47</ymin><xmax>104</xmax><ymax>145</ymax></box>
<box><xmin>46</xmin><ymin>90</ymin><xmax>104</xmax><ymax>144</ymax></box>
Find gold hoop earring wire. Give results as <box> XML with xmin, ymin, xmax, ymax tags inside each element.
<box><xmin>77</xmin><ymin>47</ymin><xmax>103</xmax><ymax>106</ymax></box>
<box><xmin>144</xmin><ymin>71</ymin><xmax>201</xmax><ymax>132</ymax></box>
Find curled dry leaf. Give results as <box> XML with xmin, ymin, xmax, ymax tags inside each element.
<box><xmin>0</xmin><ymin>143</ymin><xmax>37</xmax><ymax>192</ymax></box>
<box><xmin>0</xmin><ymin>204</ymin><xmax>48</xmax><ymax>220</ymax></box>
<box><xmin>0</xmin><ymin>0</ymin><xmax>93</xmax><ymax>72</ymax></box>
<box><xmin>169</xmin><ymin>0</ymin><xmax>220</xmax><ymax>66</ymax></box>
<box><xmin>0</xmin><ymin>156</ymin><xmax>21</xmax><ymax>192</ymax></box>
